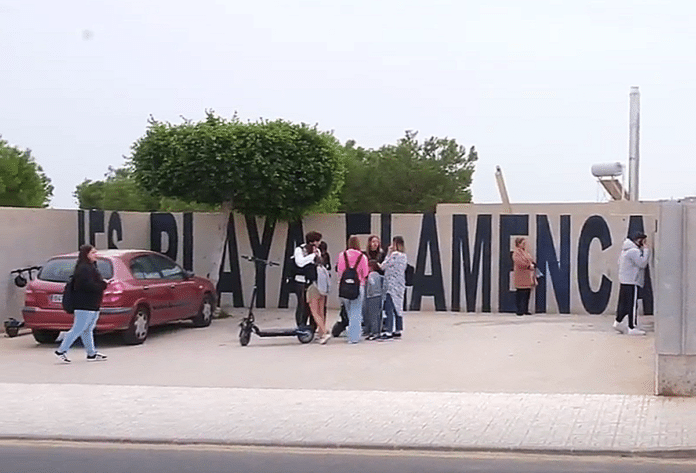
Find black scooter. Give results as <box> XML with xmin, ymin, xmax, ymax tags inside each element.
<box><xmin>238</xmin><ymin>255</ymin><xmax>314</xmax><ymax>346</ymax></box>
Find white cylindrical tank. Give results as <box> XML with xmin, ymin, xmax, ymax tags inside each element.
<box><xmin>591</xmin><ymin>162</ymin><xmax>623</xmax><ymax>178</ymax></box>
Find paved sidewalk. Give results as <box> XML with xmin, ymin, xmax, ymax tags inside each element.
<box><xmin>2</xmin><ymin>383</ymin><xmax>696</xmax><ymax>455</ymax></box>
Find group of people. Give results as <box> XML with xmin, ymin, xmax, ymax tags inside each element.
<box><xmin>292</xmin><ymin>232</ymin><xmax>409</xmax><ymax>345</ymax></box>
<box><xmin>512</xmin><ymin>231</ymin><xmax>650</xmax><ymax>335</ymax></box>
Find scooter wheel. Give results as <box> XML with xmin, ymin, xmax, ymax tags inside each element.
<box><xmin>6</xmin><ymin>326</ymin><xmax>19</xmax><ymax>338</ymax></box>
<box><xmin>297</xmin><ymin>328</ymin><xmax>314</xmax><ymax>344</ymax></box>
<box><xmin>239</xmin><ymin>328</ymin><xmax>251</xmax><ymax>346</ymax></box>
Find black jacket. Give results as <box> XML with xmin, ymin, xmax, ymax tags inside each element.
<box><xmin>72</xmin><ymin>262</ymin><xmax>107</xmax><ymax>311</ymax></box>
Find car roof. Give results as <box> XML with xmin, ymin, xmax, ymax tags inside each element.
<box><xmin>51</xmin><ymin>249</ymin><xmax>154</xmax><ymax>259</ymax></box>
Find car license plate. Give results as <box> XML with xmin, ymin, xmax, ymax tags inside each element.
<box><xmin>51</xmin><ymin>294</ymin><xmax>63</xmax><ymax>303</ymax></box>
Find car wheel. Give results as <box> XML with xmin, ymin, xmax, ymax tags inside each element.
<box><xmin>191</xmin><ymin>294</ymin><xmax>214</xmax><ymax>328</ymax></box>
<box><xmin>122</xmin><ymin>306</ymin><xmax>149</xmax><ymax>345</ymax></box>
<box><xmin>32</xmin><ymin>329</ymin><xmax>60</xmax><ymax>344</ymax></box>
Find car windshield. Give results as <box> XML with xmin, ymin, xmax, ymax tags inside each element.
<box><xmin>38</xmin><ymin>258</ymin><xmax>114</xmax><ymax>282</ymax></box>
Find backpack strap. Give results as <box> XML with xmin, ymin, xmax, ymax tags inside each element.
<box><xmin>344</xmin><ymin>251</ymin><xmax>363</xmax><ymax>270</ymax></box>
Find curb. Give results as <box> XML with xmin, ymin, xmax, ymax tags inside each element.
<box><xmin>2</xmin><ymin>435</ymin><xmax>696</xmax><ymax>459</ymax></box>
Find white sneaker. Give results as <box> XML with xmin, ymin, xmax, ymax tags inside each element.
<box><xmin>627</xmin><ymin>327</ymin><xmax>646</xmax><ymax>336</ymax></box>
<box><xmin>319</xmin><ymin>334</ymin><xmax>332</xmax><ymax>345</ymax></box>
<box><xmin>612</xmin><ymin>320</ymin><xmax>628</xmax><ymax>334</ymax></box>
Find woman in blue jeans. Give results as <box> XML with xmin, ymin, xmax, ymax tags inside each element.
<box><xmin>336</xmin><ymin>235</ymin><xmax>369</xmax><ymax>344</ymax></box>
<box><xmin>55</xmin><ymin>244</ymin><xmax>108</xmax><ymax>363</ymax></box>
<box><xmin>381</xmin><ymin>236</ymin><xmax>407</xmax><ymax>339</ymax></box>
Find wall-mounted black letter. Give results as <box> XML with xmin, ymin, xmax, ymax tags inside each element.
<box><xmin>217</xmin><ymin>214</ymin><xmax>244</xmax><ymax>307</ymax></box>
<box><xmin>410</xmin><ymin>213</ymin><xmax>446</xmax><ymax>311</ymax></box>
<box><xmin>89</xmin><ymin>209</ymin><xmax>105</xmax><ymax>247</ymax></box>
<box><xmin>107</xmin><ymin>212</ymin><xmax>122</xmax><ymax>249</ymax></box>
<box><xmin>452</xmin><ymin>214</ymin><xmax>492</xmax><ymax>312</ymax></box>
<box><xmin>246</xmin><ymin>216</ymin><xmax>276</xmax><ymax>308</ymax></box>
<box><xmin>150</xmin><ymin>213</ymin><xmax>178</xmax><ymax>260</ymax></box>
<box><xmin>183</xmin><ymin>213</ymin><xmax>193</xmax><ymax>271</ymax></box>
<box><xmin>535</xmin><ymin>215</ymin><xmax>570</xmax><ymax>313</ymax></box>
<box><xmin>577</xmin><ymin>215</ymin><xmax>612</xmax><ymax>314</ymax></box>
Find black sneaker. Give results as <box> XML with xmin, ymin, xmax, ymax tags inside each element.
<box><xmin>87</xmin><ymin>352</ymin><xmax>107</xmax><ymax>361</ymax></box>
<box><xmin>55</xmin><ymin>351</ymin><xmax>71</xmax><ymax>363</ymax></box>
<box><xmin>392</xmin><ymin>332</ymin><xmax>402</xmax><ymax>339</ymax></box>
<box><xmin>378</xmin><ymin>333</ymin><xmax>393</xmax><ymax>341</ymax></box>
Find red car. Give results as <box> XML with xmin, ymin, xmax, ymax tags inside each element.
<box><xmin>22</xmin><ymin>249</ymin><xmax>216</xmax><ymax>345</ymax></box>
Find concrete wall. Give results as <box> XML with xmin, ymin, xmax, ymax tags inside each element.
<box><xmin>655</xmin><ymin>200</ymin><xmax>696</xmax><ymax>395</ymax></box>
<box><xmin>2</xmin><ymin>202</ymin><xmax>659</xmax><ymax>321</ymax></box>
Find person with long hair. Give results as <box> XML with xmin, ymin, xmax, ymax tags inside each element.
<box><xmin>381</xmin><ymin>236</ymin><xmax>408</xmax><ymax>339</ymax></box>
<box><xmin>336</xmin><ymin>235</ymin><xmax>369</xmax><ymax>344</ymax></box>
<box><xmin>54</xmin><ymin>245</ymin><xmax>108</xmax><ymax>363</ymax></box>
<box><xmin>512</xmin><ymin>237</ymin><xmax>537</xmax><ymax>316</ymax></box>
<box><xmin>365</xmin><ymin>235</ymin><xmax>385</xmax><ymax>268</ymax></box>
<box><xmin>306</xmin><ymin>246</ymin><xmax>332</xmax><ymax>344</ymax></box>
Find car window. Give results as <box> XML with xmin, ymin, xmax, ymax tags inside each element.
<box><xmin>39</xmin><ymin>258</ymin><xmax>114</xmax><ymax>282</ymax></box>
<box><xmin>148</xmin><ymin>254</ymin><xmax>185</xmax><ymax>280</ymax></box>
<box><xmin>129</xmin><ymin>256</ymin><xmax>162</xmax><ymax>280</ymax></box>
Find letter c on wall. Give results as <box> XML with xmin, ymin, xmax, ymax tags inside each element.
<box><xmin>577</xmin><ymin>215</ymin><xmax>612</xmax><ymax>314</ymax></box>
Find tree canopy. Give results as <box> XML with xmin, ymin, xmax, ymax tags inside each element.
<box><xmin>0</xmin><ymin>137</ymin><xmax>53</xmax><ymax>208</ymax></box>
<box><xmin>74</xmin><ymin>167</ymin><xmax>218</xmax><ymax>212</ymax></box>
<box><xmin>339</xmin><ymin>131</ymin><xmax>477</xmax><ymax>213</ymax></box>
<box><xmin>129</xmin><ymin>113</ymin><xmax>345</xmax><ymax>221</ymax></box>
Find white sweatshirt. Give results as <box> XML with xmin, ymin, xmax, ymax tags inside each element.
<box><xmin>617</xmin><ymin>238</ymin><xmax>650</xmax><ymax>287</ymax></box>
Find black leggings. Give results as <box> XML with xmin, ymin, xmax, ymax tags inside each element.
<box><xmin>515</xmin><ymin>289</ymin><xmax>531</xmax><ymax>315</ymax></box>
<box><xmin>616</xmin><ymin>284</ymin><xmax>639</xmax><ymax>329</ymax></box>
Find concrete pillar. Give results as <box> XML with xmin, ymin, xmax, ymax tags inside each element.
<box><xmin>655</xmin><ymin>200</ymin><xmax>696</xmax><ymax>395</ymax></box>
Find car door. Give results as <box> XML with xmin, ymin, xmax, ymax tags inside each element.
<box><xmin>147</xmin><ymin>254</ymin><xmax>199</xmax><ymax>320</ymax></box>
<box><xmin>128</xmin><ymin>255</ymin><xmax>173</xmax><ymax>325</ymax></box>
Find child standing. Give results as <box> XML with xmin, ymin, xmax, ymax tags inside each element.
<box><xmin>364</xmin><ymin>259</ymin><xmax>385</xmax><ymax>341</ymax></box>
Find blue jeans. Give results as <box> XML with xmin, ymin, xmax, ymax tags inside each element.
<box><xmin>383</xmin><ymin>293</ymin><xmax>403</xmax><ymax>334</ymax></box>
<box><xmin>340</xmin><ymin>286</ymin><xmax>364</xmax><ymax>343</ymax></box>
<box><xmin>58</xmin><ymin>309</ymin><xmax>99</xmax><ymax>356</ymax></box>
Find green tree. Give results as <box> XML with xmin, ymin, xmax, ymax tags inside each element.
<box><xmin>74</xmin><ymin>167</ymin><xmax>218</xmax><ymax>212</ymax></box>
<box><xmin>339</xmin><ymin>131</ymin><xmax>477</xmax><ymax>213</ymax></box>
<box><xmin>129</xmin><ymin>112</ymin><xmax>345</xmax><ymax>220</ymax></box>
<box><xmin>0</xmin><ymin>137</ymin><xmax>53</xmax><ymax>207</ymax></box>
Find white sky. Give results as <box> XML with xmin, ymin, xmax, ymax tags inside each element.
<box><xmin>1</xmin><ymin>0</ymin><xmax>695</xmax><ymax>209</ymax></box>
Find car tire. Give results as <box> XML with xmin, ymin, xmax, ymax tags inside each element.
<box><xmin>191</xmin><ymin>294</ymin><xmax>214</xmax><ymax>328</ymax></box>
<box><xmin>32</xmin><ymin>329</ymin><xmax>60</xmax><ymax>344</ymax></box>
<box><xmin>122</xmin><ymin>306</ymin><xmax>149</xmax><ymax>345</ymax></box>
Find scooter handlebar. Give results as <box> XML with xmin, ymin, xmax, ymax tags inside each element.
<box><xmin>241</xmin><ymin>255</ymin><xmax>279</xmax><ymax>266</ymax></box>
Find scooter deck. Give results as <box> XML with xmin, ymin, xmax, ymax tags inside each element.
<box><xmin>254</xmin><ymin>327</ymin><xmax>310</xmax><ymax>337</ymax></box>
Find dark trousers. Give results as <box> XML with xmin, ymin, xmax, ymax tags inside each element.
<box><xmin>293</xmin><ymin>281</ymin><xmax>313</xmax><ymax>328</ymax></box>
<box><xmin>515</xmin><ymin>288</ymin><xmax>531</xmax><ymax>315</ymax></box>
<box><xmin>616</xmin><ymin>284</ymin><xmax>639</xmax><ymax>329</ymax></box>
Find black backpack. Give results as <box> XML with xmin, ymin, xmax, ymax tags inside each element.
<box><xmin>62</xmin><ymin>276</ymin><xmax>75</xmax><ymax>314</ymax></box>
<box><xmin>405</xmin><ymin>263</ymin><xmax>415</xmax><ymax>287</ymax></box>
<box><xmin>338</xmin><ymin>252</ymin><xmax>363</xmax><ymax>300</ymax></box>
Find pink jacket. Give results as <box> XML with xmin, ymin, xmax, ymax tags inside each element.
<box><xmin>512</xmin><ymin>247</ymin><xmax>537</xmax><ymax>289</ymax></box>
<box><xmin>336</xmin><ymin>249</ymin><xmax>369</xmax><ymax>284</ymax></box>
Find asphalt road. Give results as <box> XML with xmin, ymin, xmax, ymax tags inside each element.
<box><xmin>1</xmin><ymin>441</ymin><xmax>694</xmax><ymax>473</ymax></box>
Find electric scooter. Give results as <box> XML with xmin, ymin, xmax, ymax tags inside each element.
<box><xmin>238</xmin><ymin>255</ymin><xmax>314</xmax><ymax>346</ymax></box>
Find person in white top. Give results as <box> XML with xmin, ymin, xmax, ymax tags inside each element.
<box><xmin>293</xmin><ymin>231</ymin><xmax>322</xmax><ymax>328</ymax></box>
<box><xmin>613</xmin><ymin>232</ymin><xmax>650</xmax><ymax>335</ymax></box>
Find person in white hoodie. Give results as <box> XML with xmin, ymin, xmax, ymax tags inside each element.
<box><xmin>613</xmin><ymin>232</ymin><xmax>650</xmax><ymax>335</ymax></box>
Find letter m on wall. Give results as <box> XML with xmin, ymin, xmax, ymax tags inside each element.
<box><xmin>452</xmin><ymin>214</ymin><xmax>492</xmax><ymax>312</ymax></box>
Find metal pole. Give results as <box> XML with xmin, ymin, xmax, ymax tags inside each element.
<box><xmin>628</xmin><ymin>86</ymin><xmax>640</xmax><ymax>201</ymax></box>
<box><xmin>495</xmin><ymin>165</ymin><xmax>512</xmax><ymax>213</ymax></box>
